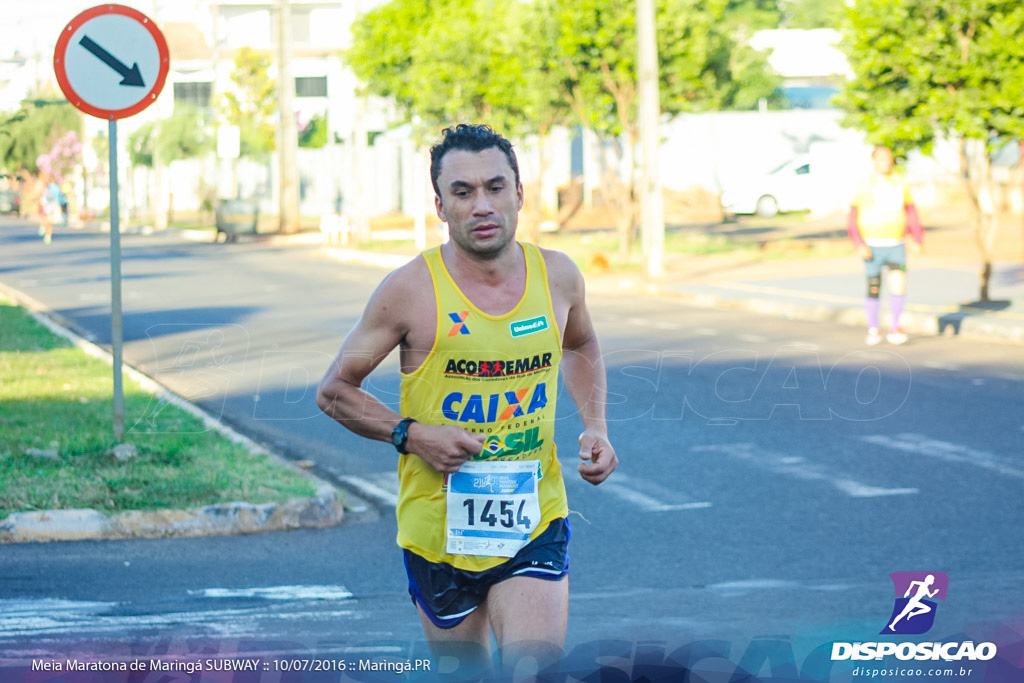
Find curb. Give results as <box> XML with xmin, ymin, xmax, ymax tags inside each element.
<box><xmin>0</xmin><ymin>283</ymin><xmax>345</xmax><ymax>544</ymax></box>
<box><xmin>0</xmin><ymin>484</ymin><xmax>343</xmax><ymax>544</ymax></box>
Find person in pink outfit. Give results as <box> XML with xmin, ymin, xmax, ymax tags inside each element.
<box><xmin>847</xmin><ymin>146</ymin><xmax>925</xmax><ymax>345</ymax></box>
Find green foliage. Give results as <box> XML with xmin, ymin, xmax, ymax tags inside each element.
<box><xmin>344</xmin><ymin>0</ymin><xmax>782</xmax><ymax>253</ymax></box>
<box><xmin>160</xmin><ymin>106</ymin><xmax>213</xmax><ymax>160</ymax></box>
<box><xmin>0</xmin><ymin>299</ymin><xmax>317</xmax><ymax>518</ymax></box>
<box><xmin>0</xmin><ymin>97</ymin><xmax>82</xmax><ymax>174</ymax></box>
<box><xmin>781</xmin><ymin>0</ymin><xmax>844</xmax><ymax>29</ymax></box>
<box><xmin>221</xmin><ymin>47</ymin><xmax>278</xmax><ymax>157</ymax></box>
<box><xmin>345</xmin><ymin>0</ymin><xmax>780</xmax><ymax>139</ymax></box>
<box><xmin>347</xmin><ymin>0</ymin><xmax>535</xmax><ymax>138</ymax></box>
<box><xmin>552</xmin><ymin>0</ymin><xmax>781</xmax><ymax>136</ymax></box>
<box><xmin>345</xmin><ymin>0</ymin><xmax>428</xmax><ymax>118</ymax></box>
<box><xmin>728</xmin><ymin>0</ymin><xmax>784</xmax><ymax>32</ymax></box>
<box><xmin>298</xmin><ymin>113</ymin><xmax>329</xmax><ymax>148</ymax></box>
<box><xmin>128</xmin><ymin>121</ymin><xmax>154</xmax><ymax>167</ymax></box>
<box><xmin>127</xmin><ymin>106</ymin><xmax>213</xmax><ymax>168</ymax></box>
<box><xmin>837</xmin><ymin>0</ymin><xmax>1024</xmax><ymax>154</ymax></box>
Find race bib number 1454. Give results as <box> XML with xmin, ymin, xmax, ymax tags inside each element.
<box><xmin>446</xmin><ymin>460</ymin><xmax>541</xmax><ymax>558</ymax></box>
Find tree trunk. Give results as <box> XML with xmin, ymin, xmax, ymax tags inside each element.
<box><xmin>520</xmin><ymin>133</ymin><xmax>547</xmax><ymax>246</ymax></box>
<box><xmin>960</xmin><ymin>137</ymin><xmax>1000</xmax><ymax>301</ymax></box>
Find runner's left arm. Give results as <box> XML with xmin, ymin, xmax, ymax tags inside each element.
<box><xmin>555</xmin><ymin>254</ymin><xmax>617</xmax><ymax>485</ymax></box>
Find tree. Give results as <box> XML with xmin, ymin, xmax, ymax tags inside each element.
<box><xmin>345</xmin><ymin>0</ymin><xmax>573</xmax><ymax>242</ymax></box>
<box><xmin>128</xmin><ymin>106</ymin><xmax>212</xmax><ymax>168</ymax></box>
<box><xmin>36</xmin><ymin>131</ymin><xmax>82</xmax><ymax>184</ymax></box>
<box><xmin>0</xmin><ymin>97</ymin><xmax>81</xmax><ymax>175</ymax></box>
<box><xmin>298</xmin><ymin>113</ymin><xmax>328</xmax><ymax>149</ymax></box>
<box><xmin>551</xmin><ymin>0</ymin><xmax>781</xmax><ymax>257</ymax></box>
<box><xmin>221</xmin><ymin>47</ymin><xmax>278</xmax><ymax>158</ymax></box>
<box><xmin>345</xmin><ymin>0</ymin><xmax>779</xmax><ymax>256</ymax></box>
<box><xmin>836</xmin><ymin>0</ymin><xmax>1024</xmax><ymax>301</ymax></box>
<box><xmin>781</xmin><ymin>0</ymin><xmax>844</xmax><ymax>29</ymax></box>
<box><xmin>127</xmin><ymin>106</ymin><xmax>213</xmax><ymax>225</ymax></box>
<box><xmin>347</xmin><ymin>0</ymin><xmax>538</xmax><ymax>136</ymax></box>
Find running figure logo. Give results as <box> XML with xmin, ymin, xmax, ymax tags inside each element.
<box><xmin>881</xmin><ymin>571</ymin><xmax>949</xmax><ymax>635</ymax></box>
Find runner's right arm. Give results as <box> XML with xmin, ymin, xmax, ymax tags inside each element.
<box><xmin>316</xmin><ymin>266</ymin><xmax>483</xmax><ymax>473</ymax></box>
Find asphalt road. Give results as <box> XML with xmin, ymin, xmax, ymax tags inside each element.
<box><xmin>2</xmin><ymin>219</ymin><xmax>1022</xmax><ymax>681</ymax></box>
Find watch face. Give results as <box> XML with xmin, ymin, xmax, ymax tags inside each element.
<box><xmin>391</xmin><ymin>420</ymin><xmax>409</xmax><ymax>451</ymax></box>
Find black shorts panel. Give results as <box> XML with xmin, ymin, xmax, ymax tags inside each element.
<box><xmin>404</xmin><ymin>518</ymin><xmax>570</xmax><ymax>629</ymax></box>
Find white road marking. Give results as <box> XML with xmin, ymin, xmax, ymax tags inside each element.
<box><xmin>694</xmin><ymin>443</ymin><xmax>918</xmax><ymax>497</ymax></box>
<box><xmin>191</xmin><ymin>585</ymin><xmax>353</xmax><ymax>600</ymax></box>
<box><xmin>0</xmin><ymin>587</ymin><xmax>359</xmax><ymax>640</ymax></box>
<box><xmin>338</xmin><ymin>472</ymin><xmax>400</xmax><ymax>508</ymax></box>
<box><xmin>922</xmin><ymin>361</ymin><xmax>961</xmax><ymax>372</ymax></box>
<box><xmin>589</xmin><ymin>472</ymin><xmax>712</xmax><ymax>512</ymax></box>
<box><xmin>861</xmin><ymin>433</ymin><xmax>1024</xmax><ymax>480</ymax></box>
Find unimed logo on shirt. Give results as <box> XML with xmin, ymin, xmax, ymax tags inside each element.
<box><xmin>510</xmin><ymin>315</ymin><xmax>548</xmax><ymax>338</ymax></box>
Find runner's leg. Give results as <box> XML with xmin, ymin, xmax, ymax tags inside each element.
<box><xmin>416</xmin><ymin>604</ymin><xmax>494</xmax><ymax>676</ymax></box>
<box><xmin>887</xmin><ymin>267</ymin><xmax>907</xmax><ymax>335</ymax></box>
<box><xmin>487</xmin><ymin>575</ymin><xmax>569</xmax><ymax>675</ymax></box>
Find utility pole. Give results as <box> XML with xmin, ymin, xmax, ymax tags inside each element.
<box><xmin>275</xmin><ymin>0</ymin><xmax>300</xmax><ymax>232</ymax></box>
<box><xmin>636</xmin><ymin>0</ymin><xmax>664</xmax><ymax>280</ymax></box>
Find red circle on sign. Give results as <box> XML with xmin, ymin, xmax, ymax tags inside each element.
<box><xmin>53</xmin><ymin>4</ymin><xmax>169</xmax><ymax>120</ymax></box>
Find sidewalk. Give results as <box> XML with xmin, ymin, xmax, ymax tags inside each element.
<box><xmin>316</xmin><ymin>209</ymin><xmax>1024</xmax><ymax>346</ymax></box>
<box><xmin>587</xmin><ymin>251</ymin><xmax>1024</xmax><ymax>346</ymax></box>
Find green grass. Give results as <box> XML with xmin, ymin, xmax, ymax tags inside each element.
<box><xmin>0</xmin><ymin>299</ymin><xmax>318</xmax><ymax>520</ymax></box>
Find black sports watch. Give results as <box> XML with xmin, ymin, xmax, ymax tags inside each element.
<box><xmin>390</xmin><ymin>418</ymin><xmax>417</xmax><ymax>454</ymax></box>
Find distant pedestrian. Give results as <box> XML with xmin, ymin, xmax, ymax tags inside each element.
<box><xmin>25</xmin><ymin>174</ymin><xmax>57</xmax><ymax>244</ymax></box>
<box><xmin>59</xmin><ymin>181</ymin><xmax>71</xmax><ymax>226</ymax></box>
<box><xmin>847</xmin><ymin>146</ymin><xmax>924</xmax><ymax>345</ymax></box>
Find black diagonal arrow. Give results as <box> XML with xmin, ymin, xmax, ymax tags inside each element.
<box><xmin>79</xmin><ymin>35</ymin><xmax>145</xmax><ymax>87</ymax></box>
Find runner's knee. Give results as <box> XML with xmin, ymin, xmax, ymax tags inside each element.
<box><xmin>867</xmin><ymin>276</ymin><xmax>881</xmax><ymax>298</ymax></box>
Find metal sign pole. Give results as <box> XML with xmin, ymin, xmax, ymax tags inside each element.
<box><xmin>108</xmin><ymin>117</ymin><xmax>124</xmax><ymax>441</ymax></box>
<box><xmin>54</xmin><ymin>4</ymin><xmax>168</xmax><ymax>443</ymax></box>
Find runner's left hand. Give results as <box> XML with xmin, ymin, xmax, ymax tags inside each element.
<box><xmin>578</xmin><ymin>429</ymin><xmax>617</xmax><ymax>485</ymax></box>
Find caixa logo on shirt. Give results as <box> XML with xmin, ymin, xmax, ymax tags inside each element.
<box><xmin>441</xmin><ymin>383</ymin><xmax>549</xmax><ymax>423</ymax></box>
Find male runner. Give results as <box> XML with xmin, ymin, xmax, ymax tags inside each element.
<box><xmin>317</xmin><ymin>124</ymin><xmax>617</xmax><ymax>675</ymax></box>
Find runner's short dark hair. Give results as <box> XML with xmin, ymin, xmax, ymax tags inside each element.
<box><xmin>429</xmin><ymin>124</ymin><xmax>520</xmax><ymax>196</ymax></box>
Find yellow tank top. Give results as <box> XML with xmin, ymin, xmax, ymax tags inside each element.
<box><xmin>853</xmin><ymin>172</ymin><xmax>913</xmax><ymax>245</ymax></box>
<box><xmin>396</xmin><ymin>242</ymin><xmax>568</xmax><ymax>571</ymax></box>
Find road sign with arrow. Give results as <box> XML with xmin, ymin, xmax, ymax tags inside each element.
<box><xmin>52</xmin><ymin>4</ymin><xmax>169</xmax><ymax>441</ymax></box>
<box><xmin>54</xmin><ymin>4</ymin><xmax>168</xmax><ymax>120</ymax></box>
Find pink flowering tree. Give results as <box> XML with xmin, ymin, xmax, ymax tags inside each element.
<box><xmin>36</xmin><ymin>131</ymin><xmax>83</xmax><ymax>184</ymax></box>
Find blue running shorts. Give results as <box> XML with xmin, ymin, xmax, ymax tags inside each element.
<box><xmin>864</xmin><ymin>243</ymin><xmax>907</xmax><ymax>277</ymax></box>
<box><xmin>403</xmin><ymin>518</ymin><xmax>570</xmax><ymax>629</ymax></box>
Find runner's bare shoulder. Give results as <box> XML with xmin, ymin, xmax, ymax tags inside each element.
<box><xmin>364</xmin><ymin>254</ymin><xmax>435</xmax><ymax>341</ymax></box>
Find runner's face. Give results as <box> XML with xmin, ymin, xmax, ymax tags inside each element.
<box><xmin>434</xmin><ymin>147</ymin><xmax>523</xmax><ymax>258</ymax></box>
<box><xmin>873</xmin><ymin>147</ymin><xmax>894</xmax><ymax>175</ymax></box>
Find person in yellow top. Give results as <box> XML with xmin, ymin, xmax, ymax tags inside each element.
<box><xmin>317</xmin><ymin>124</ymin><xmax>617</xmax><ymax>676</ymax></box>
<box><xmin>847</xmin><ymin>146</ymin><xmax>924</xmax><ymax>345</ymax></box>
